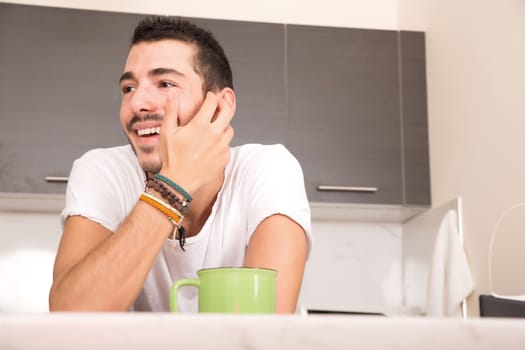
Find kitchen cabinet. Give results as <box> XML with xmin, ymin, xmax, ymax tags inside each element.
<box><xmin>188</xmin><ymin>18</ymin><xmax>286</xmax><ymax>147</ymax></box>
<box><xmin>0</xmin><ymin>3</ymin><xmax>430</xmax><ymax>207</ymax></box>
<box><xmin>0</xmin><ymin>4</ymin><xmax>285</xmax><ymax>194</ymax></box>
<box><xmin>286</xmin><ymin>25</ymin><xmax>430</xmax><ymax>206</ymax></box>
<box><xmin>0</xmin><ymin>4</ymin><xmax>136</xmax><ymax>194</ymax></box>
<box><xmin>399</xmin><ymin>31</ymin><xmax>430</xmax><ymax>205</ymax></box>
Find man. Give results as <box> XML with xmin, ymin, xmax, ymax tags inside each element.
<box><xmin>49</xmin><ymin>16</ymin><xmax>311</xmax><ymax>313</ymax></box>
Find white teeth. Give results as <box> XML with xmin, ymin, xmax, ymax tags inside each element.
<box><xmin>137</xmin><ymin>127</ymin><xmax>161</xmax><ymax>136</ymax></box>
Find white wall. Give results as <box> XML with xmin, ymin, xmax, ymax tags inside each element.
<box><xmin>3</xmin><ymin>0</ymin><xmax>399</xmax><ymax>29</ymax></box>
<box><xmin>398</xmin><ymin>0</ymin><xmax>525</xmax><ymax>315</ymax></box>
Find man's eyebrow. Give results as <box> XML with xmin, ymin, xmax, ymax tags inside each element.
<box><xmin>118</xmin><ymin>68</ymin><xmax>184</xmax><ymax>84</ymax></box>
<box><xmin>119</xmin><ymin>71</ymin><xmax>135</xmax><ymax>84</ymax></box>
<box><xmin>149</xmin><ymin>67</ymin><xmax>185</xmax><ymax>77</ymax></box>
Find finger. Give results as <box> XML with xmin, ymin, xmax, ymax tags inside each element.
<box><xmin>191</xmin><ymin>91</ymin><xmax>219</xmax><ymax>125</ymax></box>
<box><xmin>162</xmin><ymin>91</ymin><xmax>179</xmax><ymax>134</ymax></box>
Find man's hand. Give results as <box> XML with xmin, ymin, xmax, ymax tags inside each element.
<box><xmin>159</xmin><ymin>91</ymin><xmax>235</xmax><ymax>195</ymax></box>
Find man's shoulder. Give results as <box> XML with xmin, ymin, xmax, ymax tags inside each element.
<box><xmin>231</xmin><ymin>143</ymin><xmax>291</xmax><ymax>161</ymax></box>
<box><xmin>67</xmin><ymin>144</ymin><xmax>143</xmax><ymax>198</ymax></box>
<box><xmin>71</xmin><ymin>145</ymin><xmax>141</xmax><ymax>178</ymax></box>
<box><xmin>77</xmin><ymin>145</ymin><xmax>135</xmax><ymax>164</ymax></box>
<box><xmin>228</xmin><ymin>143</ymin><xmax>300</xmax><ymax>174</ymax></box>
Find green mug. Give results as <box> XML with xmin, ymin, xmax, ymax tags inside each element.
<box><xmin>169</xmin><ymin>267</ymin><xmax>277</xmax><ymax>313</ymax></box>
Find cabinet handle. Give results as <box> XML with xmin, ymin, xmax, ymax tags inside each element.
<box><xmin>45</xmin><ymin>176</ymin><xmax>69</xmax><ymax>183</ymax></box>
<box><xmin>317</xmin><ymin>185</ymin><xmax>378</xmax><ymax>193</ymax></box>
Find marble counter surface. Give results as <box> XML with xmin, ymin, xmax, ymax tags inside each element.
<box><xmin>1</xmin><ymin>313</ymin><xmax>524</xmax><ymax>349</ymax></box>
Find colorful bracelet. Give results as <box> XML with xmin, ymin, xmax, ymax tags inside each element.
<box><xmin>154</xmin><ymin>174</ymin><xmax>192</xmax><ymax>202</ymax></box>
<box><xmin>145</xmin><ymin>177</ymin><xmax>190</xmax><ymax>213</ymax></box>
<box><xmin>139</xmin><ymin>192</ymin><xmax>187</xmax><ymax>251</ymax></box>
<box><xmin>139</xmin><ymin>192</ymin><xmax>184</xmax><ymax>226</ymax></box>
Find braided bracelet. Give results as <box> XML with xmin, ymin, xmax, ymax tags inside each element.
<box><xmin>139</xmin><ymin>192</ymin><xmax>184</xmax><ymax>226</ymax></box>
<box><xmin>145</xmin><ymin>178</ymin><xmax>190</xmax><ymax>213</ymax></box>
<box><xmin>139</xmin><ymin>192</ymin><xmax>187</xmax><ymax>251</ymax></box>
<box><xmin>154</xmin><ymin>174</ymin><xmax>192</xmax><ymax>202</ymax></box>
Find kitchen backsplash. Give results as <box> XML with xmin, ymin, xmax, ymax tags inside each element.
<box><xmin>299</xmin><ymin>220</ymin><xmax>402</xmax><ymax>314</ymax></box>
<box><xmin>0</xmin><ymin>211</ymin><xmax>61</xmax><ymax>312</ymax></box>
<box><xmin>0</xmin><ymin>211</ymin><xmax>403</xmax><ymax>314</ymax></box>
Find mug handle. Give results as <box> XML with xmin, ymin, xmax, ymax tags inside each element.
<box><xmin>169</xmin><ymin>278</ymin><xmax>200</xmax><ymax>312</ymax></box>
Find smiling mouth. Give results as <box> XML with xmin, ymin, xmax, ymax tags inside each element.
<box><xmin>137</xmin><ymin>127</ymin><xmax>161</xmax><ymax>136</ymax></box>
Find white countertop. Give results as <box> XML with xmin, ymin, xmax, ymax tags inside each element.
<box><xmin>1</xmin><ymin>313</ymin><xmax>524</xmax><ymax>349</ymax></box>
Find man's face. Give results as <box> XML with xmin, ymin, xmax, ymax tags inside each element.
<box><xmin>119</xmin><ymin>39</ymin><xmax>205</xmax><ymax>173</ymax></box>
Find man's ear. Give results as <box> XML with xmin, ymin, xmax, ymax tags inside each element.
<box><xmin>219</xmin><ymin>87</ymin><xmax>236</xmax><ymax>116</ymax></box>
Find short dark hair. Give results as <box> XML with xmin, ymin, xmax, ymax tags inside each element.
<box><xmin>132</xmin><ymin>16</ymin><xmax>233</xmax><ymax>92</ymax></box>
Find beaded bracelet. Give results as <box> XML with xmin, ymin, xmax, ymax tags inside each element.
<box><xmin>139</xmin><ymin>192</ymin><xmax>187</xmax><ymax>251</ymax></box>
<box><xmin>145</xmin><ymin>178</ymin><xmax>190</xmax><ymax>213</ymax></box>
<box><xmin>154</xmin><ymin>174</ymin><xmax>192</xmax><ymax>202</ymax></box>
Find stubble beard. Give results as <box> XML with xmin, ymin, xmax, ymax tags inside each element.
<box><xmin>125</xmin><ymin>113</ymin><xmax>163</xmax><ymax>174</ymax></box>
<box><xmin>128</xmin><ymin>138</ymin><xmax>162</xmax><ymax>174</ymax></box>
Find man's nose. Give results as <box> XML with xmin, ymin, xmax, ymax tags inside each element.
<box><xmin>129</xmin><ymin>85</ymin><xmax>158</xmax><ymax>114</ymax></box>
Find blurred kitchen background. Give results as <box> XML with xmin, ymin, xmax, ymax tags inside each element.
<box><xmin>1</xmin><ymin>0</ymin><xmax>525</xmax><ymax>317</ymax></box>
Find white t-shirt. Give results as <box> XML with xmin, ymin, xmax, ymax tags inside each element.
<box><xmin>61</xmin><ymin>143</ymin><xmax>312</xmax><ymax>312</ymax></box>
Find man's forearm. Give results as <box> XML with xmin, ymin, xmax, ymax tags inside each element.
<box><xmin>49</xmin><ymin>202</ymin><xmax>172</xmax><ymax>311</ymax></box>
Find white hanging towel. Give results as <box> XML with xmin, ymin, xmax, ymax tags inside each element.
<box><xmin>426</xmin><ymin>209</ymin><xmax>474</xmax><ymax>317</ymax></box>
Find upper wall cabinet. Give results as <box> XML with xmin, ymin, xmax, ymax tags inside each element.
<box><xmin>285</xmin><ymin>25</ymin><xmax>430</xmax><ymax>206</ymax></box>
<box><xmin>399</xmin><ymin>31</ymin><xmax>430</xmax><ymax>206</ymax></box>
<box><xmin>0</xmin><ymin>4</ymin><xmax>285</xmax><ymax>194</ymax></box>
<box><xmin>188</xmin><ymin>18</ymin><xmax>286</xmax><ymax>147</ymax></box>
<box><xmin>286</xmin><ymin>26</ymin><xmax>402</xmax><ymax>205</ymax></box>
<box><xmin>0</xmin><ymin>3</ymin><xmax>430</xmax><ymax>207</ymax></box>
<box><xmin>0</xmin><ymin>4</ymin><xmax>137</xmax><ymax>193</ymax></box>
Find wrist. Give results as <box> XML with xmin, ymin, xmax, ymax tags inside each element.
<box><xmin>145</xmin><ymin>177</ymin><xmax>190</xmax><ymax>214</ymax></box>
<box><xmin>154</xmin><ymin>173</ymin><xmax>193</xmax><ymax>203</ymax></box>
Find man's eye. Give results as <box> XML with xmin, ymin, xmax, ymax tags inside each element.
<box><xmin>160</xmin><ymin>81</ymin><xmax>176</xmax><ymax>88</ymax></box>
<box><xmin>121</xmin><ymin>86</ymin><xmax>135</xmax><ymax>94</ymax></box>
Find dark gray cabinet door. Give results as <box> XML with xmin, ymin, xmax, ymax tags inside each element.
<box><xmin>0</xmin><ymin>4</ymin><xmax>286</xmax><ymax>194</ymax></box>
<box><xmin>0</xmin><ymin>4</ymin><xmax>136</xmax><ymax>193</ymax></box>
<box><xmin>400</xmin><ymin>31</ymin><xmax>431</xmax><ymax>205</ymax></box>
<box><xmin>188</xmin><ymin>18</ymin><xmax>286</xmax><ymax>146</ymax></box>
<box><xmin>286</xmin><ymin>25</ymin><xmax>403</xmax><ymax>204</ymax></box>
